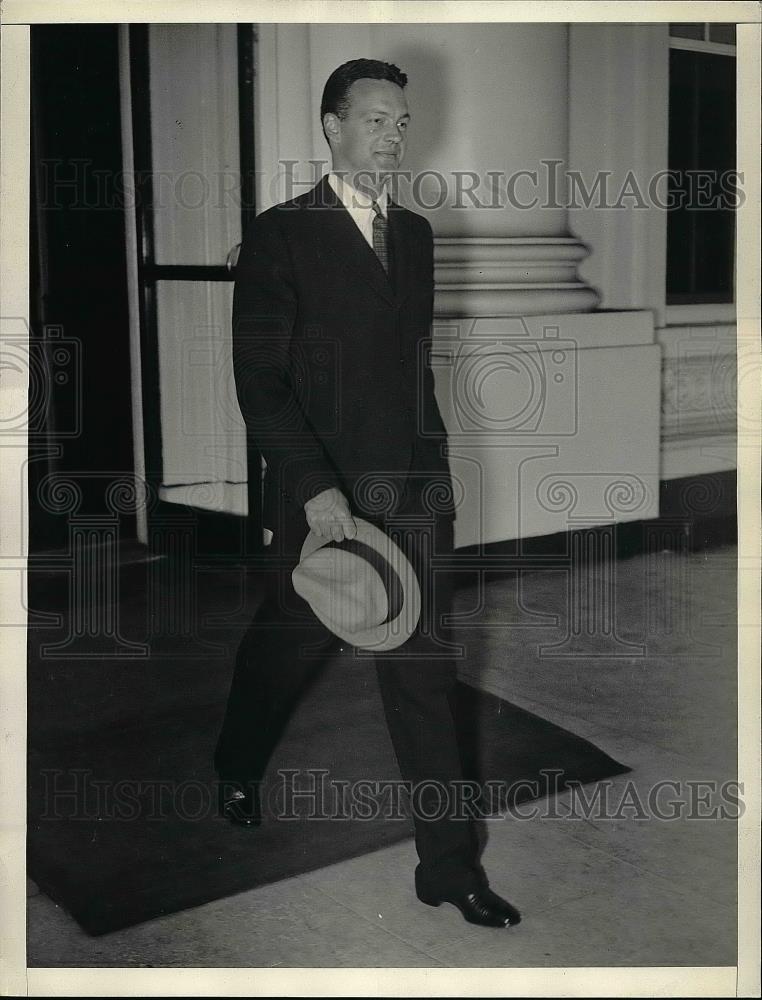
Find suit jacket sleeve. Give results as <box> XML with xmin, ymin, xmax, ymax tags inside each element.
<box><xmin>232</xmin><ymin>210</ymin><xmax>341</xmax><ymax>510</ymax></box>
<box><xmin>417</xmin><ymin>218</ymin><xmax>450</xmax><ymax>461</ymax></box>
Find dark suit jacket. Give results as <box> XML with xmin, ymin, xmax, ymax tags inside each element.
<box><xmin>232</xmin><ymin>174</ymin><xmax>452</xmax><ymax>533</ymax></box>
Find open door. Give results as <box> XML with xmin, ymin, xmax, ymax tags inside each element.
<box><xmin>122</xmin><ymin>23</ymin><xmax>261</xmax><ymax>557</ymax></box>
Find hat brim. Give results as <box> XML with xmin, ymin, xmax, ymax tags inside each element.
<box><xmin>296</xmin><ymin>518</ymin><xmax>421</xmax><ymax>651</ymax></box>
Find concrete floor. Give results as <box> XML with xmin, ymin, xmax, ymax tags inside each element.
<box><xmin>26</xmin><ymin>544</ymin><xmax>739</xmax><ymax>968</ymax></box>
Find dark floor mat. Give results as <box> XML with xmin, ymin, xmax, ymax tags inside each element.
<box><xmin>28</xmin><ymin>651</ymin><xmax>630</xmax><ymax>936</ymax></box>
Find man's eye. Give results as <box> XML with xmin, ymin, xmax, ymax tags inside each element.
<box><xmin>398</xmin><ymin>121</ymin><xmax>408</xmax><ymax>130</ymax></box>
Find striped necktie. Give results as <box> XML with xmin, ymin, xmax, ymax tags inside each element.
<box><xmin>371</xmin><ymin>200</ymin><xmax>390</xmax><ymax>275</ymax></box>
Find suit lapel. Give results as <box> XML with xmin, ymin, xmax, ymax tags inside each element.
<box><xmin>309</xmin><ymin>176</ymin><xmax>408</xmax><ymax>308</ymax></box>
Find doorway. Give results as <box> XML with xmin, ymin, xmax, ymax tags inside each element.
<box><xmin>124</xmin><ymin>23</ymin><xmax>260</xmax><ymax>558</ymax></box>
<box><xmin>30</xmin><ymin>24</ymin><xmax>136</xmax><ymax>553</ymax></box>
<box><xmin>29</xmin><ymin>23</ymin><xmax>261</xmax><ymax>558</ymax></box>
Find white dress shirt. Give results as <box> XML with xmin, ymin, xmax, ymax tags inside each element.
<box><xmin>328</xmin><ymin>171</ymin><xmax>388</xmax><ymax>248</ymax></box>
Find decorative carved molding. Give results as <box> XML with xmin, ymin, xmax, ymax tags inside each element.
<box><xmin>661</xmin><ymin>353</ymin><xmax>736</xmax><ymax>440</ymax></box>
<box><xmin>433</xmin><ymin>237</ymin><xmax>601</xmax><ymax>317</ymax></box>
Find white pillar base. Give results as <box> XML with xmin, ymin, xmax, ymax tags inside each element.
<box><xmin>430</xmin><ymin>310</ymin><xmax>662</xmax><ymax>547</ymax></box>
<box><xmin>434</xmin><ymin>237</ymin><xmax>601</xmax><ymax>317</ymax></box>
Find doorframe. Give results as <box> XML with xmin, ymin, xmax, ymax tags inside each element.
<box><xmin>118</xmin><ymin>23</ymin><xmax>261</xmax><ymax>557</ymax></box>
<box><xmin>118</xmin><ymin>23</ymin><xmax>148</xmax><ymax>544</ymax></box>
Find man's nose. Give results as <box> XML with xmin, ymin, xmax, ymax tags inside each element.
<box><xmin>385</xmin><ymin>125</ymin><xmax>404</xmax><ymax>143</ymax></box>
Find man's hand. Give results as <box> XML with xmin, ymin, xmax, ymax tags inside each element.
<box><xmin>304</xmin><ymin>487</ymin><xmax>358</xmax><ymax>542</ymax></box>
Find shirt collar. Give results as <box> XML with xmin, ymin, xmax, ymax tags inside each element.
<box><xmin>328</xmin><ymin>171</ymin><xmax>389</xmax><ymax>216</ymax></box>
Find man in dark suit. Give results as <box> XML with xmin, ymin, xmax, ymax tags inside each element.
<box><xmin>215</xmin><ymin>59</ymin><xmax>520</xmax><ymax>928</ymax></box>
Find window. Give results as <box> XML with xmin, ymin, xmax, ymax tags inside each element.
<box><xmin>666</xmin><ymin>24</ymin><xmax>736</xmax><ymax>307</ymax></box>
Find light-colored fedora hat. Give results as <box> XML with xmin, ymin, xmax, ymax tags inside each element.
<box><xmin>291</xmin><ymin>517</ymin><xmax>421</xmax><ymax>651</ymax></box>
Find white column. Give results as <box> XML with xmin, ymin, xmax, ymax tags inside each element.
<box><xmin>311</xmin><ymin>23</ymin><xmax>570</xmax><ymax>237</ymax></box>
<box><xmin>306</xmin><ymin>22</ymin><xmax>598</xmax><ymax>317</ymax></box>
<box><xmin>568</xmin><ymin>24</ymin><xmax>669</xmax><ymax>324</ymax></box>
<box><xmin>256</xmin><ymin>23</ymin><xmax>317</xmax><ymax>211</ymax></box>
<box><xmin>261</xmin><ymin>23</ymin><xmax>601</xmax><ymax>316</ymax></box>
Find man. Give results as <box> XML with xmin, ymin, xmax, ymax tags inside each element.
<box><xmin>215</xmin><ymin>59</ymin><xmax>520</xmax><ymax>928</ymax></box>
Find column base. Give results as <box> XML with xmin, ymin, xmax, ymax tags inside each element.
<box><xmin>434</xmin><ymin>237</ymin><xmax>601</xmax><ymax>317</ymax></box>
<box><xmin>429</xmin><ymin>310</ymin><xmax>661</xmax><ymax>547</ymax></box>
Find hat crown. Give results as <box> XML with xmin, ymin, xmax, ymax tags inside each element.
<box><xmin>291</xmin><ymin>518</ymin><xmax>422</xmax><ymax>652</ymax></box>
<box><xmin>292</xmin><ymin>548</ymin><xmax>388</xmax><ymax>633</ymax></box>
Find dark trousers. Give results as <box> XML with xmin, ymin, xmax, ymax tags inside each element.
<box><xmin>214</xmin><ymin>480</ymin><xmax>485</xmax><ymax>897</ymax></box>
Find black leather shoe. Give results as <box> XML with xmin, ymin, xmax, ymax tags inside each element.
<box><xmin>217</xmin><ymin>782</ymin><xmax>261</xmax><ymax>827</ymax></box>
<box><xmin>418</xmin><ymin>886</ymin><xmax>521</xmax><ymax>928</ymax></box>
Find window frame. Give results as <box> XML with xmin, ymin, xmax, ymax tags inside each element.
<box><xmin>665</xmin><ymin>24</ymin><xmax>737</xmax><ymax>326</ymax></box>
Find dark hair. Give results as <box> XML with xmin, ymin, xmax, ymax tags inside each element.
<box><xmin>320</xmin><ymin>59</ymin><xmax>408</xmax><ymax>138</ymax></box>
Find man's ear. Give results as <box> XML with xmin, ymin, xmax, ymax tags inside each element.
<box><xmin>323</xmin><ymin>113</ymin><xmax>341</xmax><ymax>142</ymax></box>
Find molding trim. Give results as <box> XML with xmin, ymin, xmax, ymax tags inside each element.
<box><xmin>665</xmin><ymin>304</ymin><xmax>737</xmax><ymax>327</ymax></box>
<box><xmin>661</xmin><ymin>435</ymin><xmax>737</xmax><ymax>479</ymax></box>
<box><xmin>433</xmin><ymin>237</ymin><xmax>601</xmax><ymax>317</ymax></box>
<box><xmin>454</xmin><ymin>472</ymin><xmax>737</xmax><ymax>561</ymax></box>
<box><xmin>661</xmin><ymin>354</ymin><xmax>736</xmax><ymax>439</ymax></box>
<box><xmin>656</xmin><ymin>321</ymin><xmax>737</xmax><ymax>478</ymax></box>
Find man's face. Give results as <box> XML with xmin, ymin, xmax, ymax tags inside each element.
<box><xmin>325</xmin><ymin>78</ymin><xmax>410</xmax><ymax>192</ymax></box>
